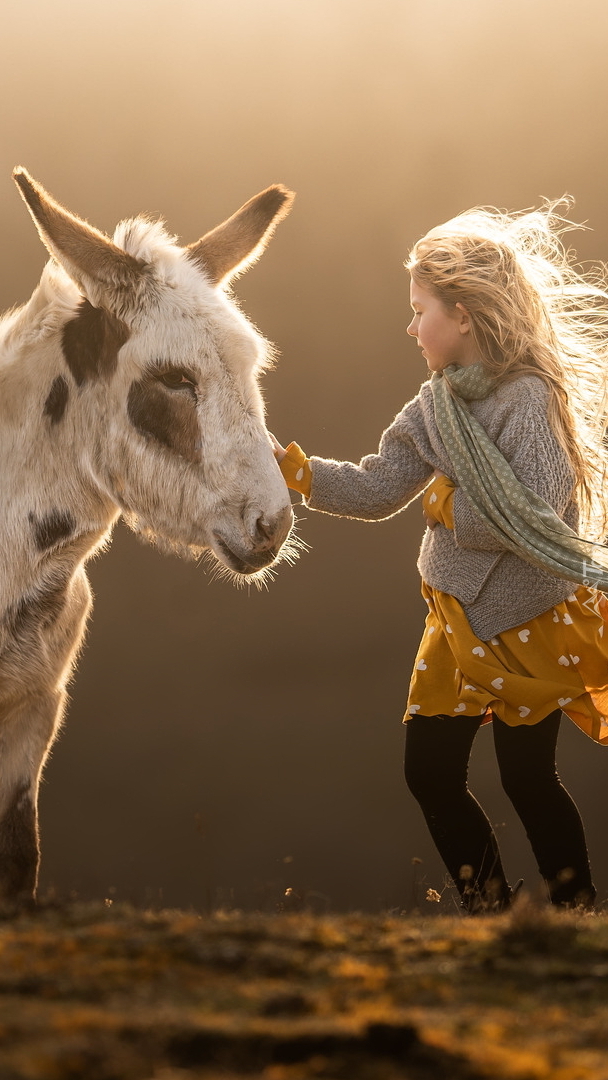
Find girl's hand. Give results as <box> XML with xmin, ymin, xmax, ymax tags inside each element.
<box><xmin>268</xmin><ymin>432</ymin><xmax>287</xmax><ymax>463</ymax></box>
<box><xmin>424</xmin><ymin>470</ymin><xmax>446</xmax><ymax>529</ymax></box>
<box><xmin>273</xmin><ymin>439</ymin><xmax>311</xmax><ymax>495</ymax></box>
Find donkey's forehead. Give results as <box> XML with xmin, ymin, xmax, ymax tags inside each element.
<box><xmin>130</xmin><ymin>322</ymin><xmax>266</xmax><ymax>395</ymax></box>
<box><xmin>120</xmin><ymin>285</ymin><xmax>267</xmax><ymax>388</ymax></box>
<box><xmin>109</xmin><ymin>217</ymin><xmax>269</xmax><ymax>376</ymax></box>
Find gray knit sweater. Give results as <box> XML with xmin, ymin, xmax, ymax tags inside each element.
<box><xmin>307</xmin><ymin>375</ymin><xmax>578</xmax><ymax>641</ymax></box>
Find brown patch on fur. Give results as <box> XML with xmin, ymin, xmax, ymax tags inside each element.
<box><xmin>43</xmin><ymin>375</ymin><xmax>69</xmax><ymax>423</ymax></box>
<box><xmin>127</xmin><ymin>376</ymin><xmax>201</xmax><ymax>464</ymax></box>
<box><xmin>29</xmin><ymin>510</ymin><xmax>75</xmax><ymax>552</ymax></box>
<box><xmin>7</xmin><ymin>576</ymin><xmax>69</xmax><ymax>640</ymax></box>
<box><xmin>0</xmin><ymin>784</ymin><xmax>38</xmax><ymax>903</ymax></box>
<box><xmin>187</xmin><ymin>185</ymin><xmax>295</xmax><ymax>286</ymax></box>
<box><xmin>62</xmin><ymin>300</ymin><xmax>130</xmax><ymax>385</ymax></box>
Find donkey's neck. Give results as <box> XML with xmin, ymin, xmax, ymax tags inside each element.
<box><xmin>0</xmin><ymin>273</ymin><xmax>119</xmax><ymax>614</ymax></box>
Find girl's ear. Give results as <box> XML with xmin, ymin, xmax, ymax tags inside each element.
<box><xmin>455</xmin><ymin>302</ymin><xmax>471</xmax><ymax>335</ymax></box>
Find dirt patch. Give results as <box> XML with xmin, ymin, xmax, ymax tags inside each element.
<box><xmin>0</xmin><ymin>899</ymin><xmax>605</xmax><ymax>1079</ymax></box>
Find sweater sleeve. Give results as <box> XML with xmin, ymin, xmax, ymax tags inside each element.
<box><xmin>305</xmin><ymin>400</ymin><xmax>433</xmax><ymax>521</ymax></box>
<box><xmin>452</xmin><ymin>393</ymin><xmax>576</xmax><ymax>553</ymax></box>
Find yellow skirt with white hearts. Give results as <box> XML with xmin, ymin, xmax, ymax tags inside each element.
<box><xmin>405</xmin><ymin>583</ymin><xmax>608</xmax><ymax>744</ymax></box>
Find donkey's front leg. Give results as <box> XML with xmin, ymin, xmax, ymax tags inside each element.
<box><xmin>0</xmin><ymin>689</ymin><xmax>64</xmax><ymax>906</ymax></box>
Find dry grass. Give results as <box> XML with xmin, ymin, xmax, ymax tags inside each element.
<box><xmin>0</xmin><ymin>897</ymin><xmax>606</xmax><ymax>1079</ymax></box>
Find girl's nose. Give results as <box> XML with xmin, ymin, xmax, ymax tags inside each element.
<box><xmin>406</xmin><ymin>319</ymin><xmax>416</xmax><ymax>336</ymax></box>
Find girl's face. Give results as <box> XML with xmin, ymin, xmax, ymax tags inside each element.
<box><xmin>407</xmin><ymin>279</ymin><xmax>479</xmax><ymax>371</ymax></box>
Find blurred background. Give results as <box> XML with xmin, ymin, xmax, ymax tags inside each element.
<box><xmin>1</xmin><ymin>0</ymin><xmax>608</xmax><ymax>911</ymax></box>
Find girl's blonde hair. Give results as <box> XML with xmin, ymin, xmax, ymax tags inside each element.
<box><xmin>406</xmin><ymin>200</ymin><xmax>608</xmax><ymax>541</ymax></box>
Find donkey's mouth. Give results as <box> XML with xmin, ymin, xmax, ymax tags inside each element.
<box><xmin>212</xmin><ymin>534</ymin><xmax>279</xmax><ymax>575</ymax></box>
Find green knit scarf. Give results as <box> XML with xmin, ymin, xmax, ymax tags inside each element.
<box><xmin>430</xmin><ymin>362</ymin><xmax>608</xmax><ymax>592</ymax></box>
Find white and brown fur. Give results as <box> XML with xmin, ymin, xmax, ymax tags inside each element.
<box><xmin>0</xmin><ymin>169</ymin><xmax>295</xmax><ymax>905</ymax></box>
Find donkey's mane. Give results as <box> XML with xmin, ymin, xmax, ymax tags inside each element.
<box><xmin>114</xmin><ymin>216</ymin><xmax>181</xmax><ymax>263</ymax></box>
<box><xmin>112</xmin><ymin>216</ymin><xmax>236</xmax><ymax>318</ymax></box>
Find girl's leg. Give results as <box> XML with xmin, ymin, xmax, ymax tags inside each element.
<box><xmin>404</xmin><ymin>714</ymin><xmax>511</xmax><ymax>912</ymax></box>
<box><xmin>493</xmin><ymin>709</ymin><xmax>596</xmax><ymax>907</ymax></box>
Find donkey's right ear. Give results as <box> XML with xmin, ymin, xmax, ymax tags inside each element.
<box><xmin>187</xmin><ymin>185</ymin><xmax>295</xmax><ymax>286</ymax></box>
<box><xmin>13</xmin><ymin>167</ymin><xmax>144</xmax><ymax>304</ymax></box>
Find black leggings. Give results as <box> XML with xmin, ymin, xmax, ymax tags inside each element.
<box><xmin>404</xmin><ymin>709</ymin><xmax>595</xmax><ymax>910</ymax></box>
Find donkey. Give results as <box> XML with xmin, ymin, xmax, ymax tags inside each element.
<box><xmin>0</xmin><ymin>168</ymin><xmax>295</xmax><ymax>905</ymax></box>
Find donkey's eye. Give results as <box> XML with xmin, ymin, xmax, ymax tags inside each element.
<box><xmin>156</xmin><ymin>368</ymin><xmax>197</xmax><ymax>392</ymax></box>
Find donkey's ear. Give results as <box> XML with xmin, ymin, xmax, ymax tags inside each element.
<box><xmin>13</xmin><ymin>167</ymin><xmax>143</xmax><ymax>300</ymax></box>
<box><xmin>187</xmin><ymin>185</ymin><xmax>295</xmax><ymax>286</ymax></box>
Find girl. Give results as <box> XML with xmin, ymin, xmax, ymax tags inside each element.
<box><xmin>273</xmin><ymin>200</ymin><xmax>608</xmax><ymax>913</ymax></box>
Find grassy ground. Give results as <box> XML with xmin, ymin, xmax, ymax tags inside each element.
<box><xmin>0</xmin><ymin>898</ymin><xmax>607</xmax><ymax>1080</ymax></box>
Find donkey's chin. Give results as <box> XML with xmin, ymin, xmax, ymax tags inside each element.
<box><xmin>208</xmin><ymin>527</ymin><xmax>306</xmax><ymax>589</ymax></box>
<box><xmin>212</xmin><ymin>534</ymin><xmax>280</xmax><ymax>576</ymax></box>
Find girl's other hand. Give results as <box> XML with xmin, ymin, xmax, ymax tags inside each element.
<box><xmin>425</xmin><ymin>470</ymin><xmax>446</xmax><ymax>528</ymax></box>
<box><xmin>268</xmin><ymin>432</ymin><xmax>287</xmax><ymax>462</ymax></box>
<box><xmin>423</xmin><ymin>471</ymin><xmax>456</xmax><ymax>531</ymax></box>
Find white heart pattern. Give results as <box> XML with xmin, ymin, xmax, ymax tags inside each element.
<box><xmin>563</xmin><ymin>613</ymin><xmax>573</xmax><ymax>625</ymax></box>
<box><xmin>568</xmin><ymin>595</ymin><xmax>577</xmax><ymax>603</ymax></box>
<box><xmin>553</xmin><ymin>611</ymin><xmax>560</xmax><ymax>622</ymax></box>
<box><xmin>558</xmin><ymin>655</ymin><xmax>570</xmax><ymax>666</ymax></box>
<box><xmin>518</xmin><ymin>706</ymin><xmax>531</xmax><ymax>718</ymax></box>
<box><xmin>429</xmin><ymin>492</ymin><xmax>438</xmax><ymax>504</ymax></box>
<box><xmin>428</xmin><ymin>626</ymin><xmax>436</xmax><ymax>635</ymax></box>
<box><xmin>490</xmin><ymin>638</ymin><xmax>499</xmax><ymax>646</ymax></box>
<box><xmin>446</xmin><ymin>624</ymin><xmax>453</xmax><ymax>634</ymax></box>
<box><xmin>295</xmin><ymin>467</ymin><xmax>304</xmax><ymax>481</ymax></box>
<box><xmin>570</xmin><ymin>655</ymin><xmax>580</xmax><ymax>665</ymax></box>
<box><xmin>472</xmin><ymin>646</ymin><xmax>485</xmax><ymax>657</ymax></box>
<box><xmin>464</xmin><ymin>684</ymin><xmax>477</xmax><ymax>691</ymax></box>
<box><xmin>454</xmin><ymin>703</ymin><xmax>466</xmax><ymax>712</ymax></box>
<box><xmin>416</xmin><ymin>659</ymin><xmax>427</xmax><ymax>670</ymax></box>
<box><xmin>409</xmin><ymin>705</ymin><xmax>420</xmax><ymax>714</ymax></box>
<box><xmin>491</xmin><ymin>677</ymin><xmax>504</xmax><ymax>690</ymax></box>
<box><xmin>518</xmin><ymin>629</ymin><xmax>530</xmax><ymax>643</ymax></box>
<box><xmin>558</xmin><ymin>697</ymin><xmax>572</xmax><ymax>707</ymax></box>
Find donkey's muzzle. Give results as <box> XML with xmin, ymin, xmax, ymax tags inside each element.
<box><xmin>213</xmin><ymin>503</ymin><xmax>293</xmax><ymax>574</ymax></box>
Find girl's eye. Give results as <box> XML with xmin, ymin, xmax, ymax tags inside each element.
<box><xmin>157</xmin><ymin>368</ymin><xmax>197</xmax><ymax>392</ymax></box>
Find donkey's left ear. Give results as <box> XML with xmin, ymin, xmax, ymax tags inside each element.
<box><xmin>187</xmin><ymin>185</ymin><xmax>295</xmax><ymax>286</ymax></box>
<box><xmin>13</xmin><ymin>167</ymin><xmax>144</xmax><ymax>302</ymax></box>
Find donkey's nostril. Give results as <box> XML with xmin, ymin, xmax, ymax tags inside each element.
<box><xmin>246</xmin><ymin>505</ymin><xmax>293</xmax><ymax>550</ymax></box>
<box><xmin>255</xmin><ymin>515</ymin><xmax>273</xmax><ymax>543</ymax></box>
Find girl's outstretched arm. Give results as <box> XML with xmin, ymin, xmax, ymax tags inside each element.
<box><xmin>272</xmin><ymin>399</ymin><xmax>434</xmax><ymax>522</ymax></box>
